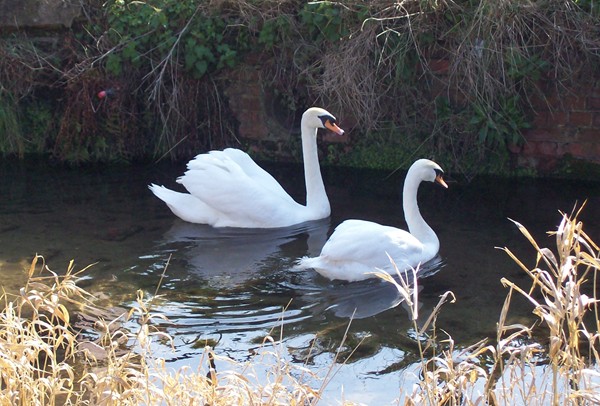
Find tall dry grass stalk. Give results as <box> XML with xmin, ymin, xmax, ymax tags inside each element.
<box><xmin>379</xmin><ymin>206</ymin><xmax>600</xmax><ymax>405</ymax></box>
<box><xmin>0</xmin><ymin>256</ymin><xmax>90</xmax><ymax>404</ymax></box>
<box><xmin>498</xmin><ymin>205</ymin><xmax>600</xmax><ymax>405</ymax></box>
<box><xmin>3</xmin><ymin>205</ymin><xmax>599</xmax><ymax>405</ymax></box>
<box><xmin>0</xmin><ymin>255</ymin><xmax>344</xmax><ymax>405</ymax></box>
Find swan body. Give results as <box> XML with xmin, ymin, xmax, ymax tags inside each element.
<box><xmin>297</xmin><ymin>159</ymin><xmax>447</xmax><ymax>282</ymax></box>
<box><xmin>149</xmin><ymin>107</ymin><xmax>344</xmax><ymax>228</ymax></box>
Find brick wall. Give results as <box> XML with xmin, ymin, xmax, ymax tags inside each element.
<box><xmin>513</xmin><ymin>77</ymin><xmax>600</xmax><ymax>171</ymax></box>
<box><xmin>225</xmin><ymin>64</ymin><xmax>269</xmax><ymax>142</ymax></box>
<box><xmin>225</xmin><ymin>58</ymin><xmax>600</xmax><ymax>171</ymax></box>
<box><xmin>224</xmin><ymin>57</ymin><xmax>300</xmax><ymax>158</ymax></box>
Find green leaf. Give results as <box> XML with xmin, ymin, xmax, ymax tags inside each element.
<box><xmin>195</xmin><ymin>60</ymin><xmax>208</xmax><ymax>77</ymax></box>
<box><xmin>105</xmin><ymin>53</ymin><xmax>122</xmax><ymax>76</ymax></box>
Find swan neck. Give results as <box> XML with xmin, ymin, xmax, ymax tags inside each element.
<box><xmin>301</xmin><ymin>122</ymin><xmax>329</xmax><ymax>215</ymax></box>
<box><xmin>403</xmin><ymin>170</ymin><xmax>438</xmax><ymax>250</ymax></box>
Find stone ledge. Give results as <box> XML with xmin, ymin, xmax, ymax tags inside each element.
<box><xmin>0</xmin><ymin>0</ymin><xmax>81</xmax><ymax>31</ymax></box>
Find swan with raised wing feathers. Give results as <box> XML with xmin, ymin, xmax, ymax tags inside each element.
<box><xmin>296</xmin><ymin>159</ymin><xmax>447</xmax><ymax>282</ymax></box>
<box><xmin>149</xmin><ymin>107</ymin><xmax>344</xmax><ymax>228</ymax></box>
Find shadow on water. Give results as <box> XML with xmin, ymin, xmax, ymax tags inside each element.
<box><xmin>2</xmin><ymin>159</ymin><xmax>600</xmax><ymax>403</ymax></box>
<box><xmin>297</xmin><ymin>255</ymin><xmax>445</xmax><ymax>320</ymax></box>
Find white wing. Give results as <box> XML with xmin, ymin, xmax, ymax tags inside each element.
<box><xmin>321</xmin><ymin>220</ymin><xmax>423</xmax><ymax>269</ymax></box>
<box><xmin>297</xmin><ymin>219</ymin><xmax>425</xmax><ymax>281</ymax></box>
<box><xmin>190</xmin><ymin>149</ymin><xmax>296</xmax><ymax>204</ymax></box>
<box><xmin>177</xmin><ymin>149</ymin><xmax>303</xmax><ymax>227</ymax></box>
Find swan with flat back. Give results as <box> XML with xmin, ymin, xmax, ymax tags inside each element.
<box><xmin>297</xmin><ymin>159</ymin><xmax>447</xmax><ymax>282</ymax></box>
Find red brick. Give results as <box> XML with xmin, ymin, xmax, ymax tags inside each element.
<box><xmin>562</xmin><ymin>127</ymin><xmax>579</xmax><ymax>140</ymax></box>
<box><xmin>569</xmin><ymin>112</ymin><xmax>593</xmax><ymax>127</ymax></box>
<box><xmin>529</xmin><ymin>95</ymin><xmax>548</xmax><ymax>110</ymax></box>
<box><xmin>564</xmin><ymin>143</ymin><xmax>586</xmax><ymax>158</ymax></box>
<box><xmin>593</xmin><ymin>113</ymin><xmax>600</xmax><ymax>127</ymax></box>
<box><xmin>592</xmin><ymin>87</ymin><xmax>600</xmax><ymax>97</ymax></box>
<box><xmin>546</xmin><ymin>111</ymin><xmax>568</xmax><ymax>126</ymax></box>
<box><xmin>587</xmin><ymin>143</ymin><xmax>600</xmax><ymax>161</ymax></box>
<box><xmin>544</xmin><ymin>94</ymin><xmax>561</xmax><ymax>108</ymax></box>
<box><xmin>565</xmin><ymin>142</ymin><xmax>600</xmax><ymax>159</ymax></box>
<box><xmin>523</xmin><ymin>128</ymin><xmax>552</xmax><ymax>142</ymax></box>
<box><xmin>588</xmin><ymin>97</ymin><xmax>600</xmax><ymax>111</ymax></box>
<box><xmin>521</xmin><ymin>141</ymin><xmax>538</xmax><ymax>155</ymax></box>
<box><xmin>532</xmin><ymin>111</ymin><xmax>548</xmax><ymax>128</ymax></box>
<box><xmin>429</xmin><ymin>59</ymin><xmax>450</xmax><ymax>74</ymax></box>
<box><xmin>537</xmin><ymin>141</ymin><xmax>558</xmax><ymax>156</ymax></box>
<box><xmin>564</xmin><ymin>95</ymin><xmax>586</xmax><ymax>110</ymax></box>
<box><xmin>577</xmin><ymin>128</ymin><xmax>599</xmax><ymax>143</ymax></box>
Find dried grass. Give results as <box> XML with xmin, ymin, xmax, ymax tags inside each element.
<box><xmin>0</xmin><ymin>255</ymin><xmax>342</xmax><ymax>405</ymax></box>
<box><xmin>2</xmin><ymin>0</ymin><xmax>599</xmax><ymax>165</ymax></box>
<box><xmin>308</xmin><ymin>24</ymin><xmax>386</xmax><ymax>132</ymax></box>
<box><xmin>2</xmin><ymin>203</ymin><xmax>599</xmax><ymax>405</ymax></box>
<box><xmin>378</xmin><ymin>204</ymin><xmax>600</xmax><ymax>405</ymax></box>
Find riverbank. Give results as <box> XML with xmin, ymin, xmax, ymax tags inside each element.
<box><xmin>1</xmin><ymin>0</ymin><xmax>600</xmax><ymax>177</ymax></box>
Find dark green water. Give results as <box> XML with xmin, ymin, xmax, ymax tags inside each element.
<box><xmin>1</xmin><ymin>159</ymin><xmax>599</xmax><ymax>404</ymax></box>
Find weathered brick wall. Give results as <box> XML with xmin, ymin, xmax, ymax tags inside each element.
<box><xmin>224</xmin><ymin>63</ymin><xmax>269</xmax><ymax>142</ymax></box>
<box><xmin>226</xmin><ymin>60</ymin><xmax>600</xmax><ymax>171</ymax></box>
<box><xmin>224</xmin><ymin>57</ymin><xmax>304</xmax><ymax>159</ymax></box>
<box><xmin>513</xmin><ymin>76</ymin><xmax>600</xmax><ymax>171</ymax></box>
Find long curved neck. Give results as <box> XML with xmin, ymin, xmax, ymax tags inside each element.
<box><xmin>301</xmin><ymin>122</ymin><xmax>330</xmax><ymax>216</ymax></box>
<box><xmin>403</xmin><ymin>171</ymin><xmax>439</xmax><ymax>253</ymax></box>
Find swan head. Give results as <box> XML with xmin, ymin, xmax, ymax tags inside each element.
<box><xmin>302</xmin><ymin>107</ymin><xmax>345</xmax><ymax>136</ymax></box>
<box><xmin>410</xmin><ymin>159</ymin><xmax>448</xmax><ymax>188</ymax></box>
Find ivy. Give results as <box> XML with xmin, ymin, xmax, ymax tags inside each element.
<box><xmin>258</xmin><ymin>15</ymin><xmax>293</xmax><ymax>49</ymax></box>
<box><xmin>103</xmin><ymin>0</ymin><xmax>248</xmax><ymax>79</ymax></box>
<box><xmin>299</xmin><ymin>2</ymin><xmax>368</xmax><ymax>43</ymax></box>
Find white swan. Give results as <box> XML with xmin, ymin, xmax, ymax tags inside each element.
<box><xmin>149</xmin><ymin>107</ymin><xmax>344</xmax><ymax>228</ymax></box>
<box><xmin>296</xmin><ymin>159</ymin><xmax>448</xmax><ymax>282</ymax></box>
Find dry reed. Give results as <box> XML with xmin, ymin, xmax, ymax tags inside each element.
<box><xmin>378</xmin><ymin>205</ymin><xmax>600</xmax><ymax>405</ymax></box>
<box><xmin>0</xmin><ymin>255</ymin><xmax>338</xmax><ymax>405</ymax></box>
<box><xmin>2</xmin><ymin>205</ymin><xmax>598</xmax><ymax>405</ymax></box>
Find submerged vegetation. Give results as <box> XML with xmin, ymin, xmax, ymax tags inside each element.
<box><xmin>0</xmin><ymin>208</ymin><xmax>598</xmax><ymax>404</ymax></box>
<box><xmin>0</xmin><ymin>0</ymin><xmax>599</xmax><ymax>174</ymax></box>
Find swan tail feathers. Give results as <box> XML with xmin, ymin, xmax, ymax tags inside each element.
<box><xmin>148</xmin><ymin>184</ymin><xmax>217</xmax><ymax>225</ymax></box>
<box><xmin>295</xmin><ymin>255</ymin><xmax>374</xmax><ymax>282</ymax></box>
<box><xmin>295</xmin><ymin>256</ymin><xmax>316</xmax><ymax>270</ymax></box>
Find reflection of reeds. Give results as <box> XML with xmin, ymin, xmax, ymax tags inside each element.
<box><xmin>379</xmin><ymin>206</ymin><xmax>600</xmax><ymax>405</ymax></box>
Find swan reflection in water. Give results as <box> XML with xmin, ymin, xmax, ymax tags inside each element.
<box><xmin>157</xmin><ymin>218</ymin><xmax>331</xmax><ymax>289</ymax></box>
<box><xmin>298</xmin><ymin>255</ymin><xmax>445</xmax><ymax>319</ymax></box>
<box><xmin>155</xmin><ymin>218</ymin><xmax>444</xmax><ymax>321</ymax></box>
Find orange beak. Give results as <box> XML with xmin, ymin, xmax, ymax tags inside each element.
<box><xmin>435</xmin><ymin>174</ymin><xmax>448</xmax><ymax>188</ymax></box>
<box><xmin>324</xmin><ymin>120</ymin><xmax>345</xmax><ymax>135</ymax></box>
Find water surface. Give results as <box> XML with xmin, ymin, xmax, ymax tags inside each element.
<box><xmin>1</xmin><ymin>160</ymin><xmax>599</xmax><ymax>404</ymax></box>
